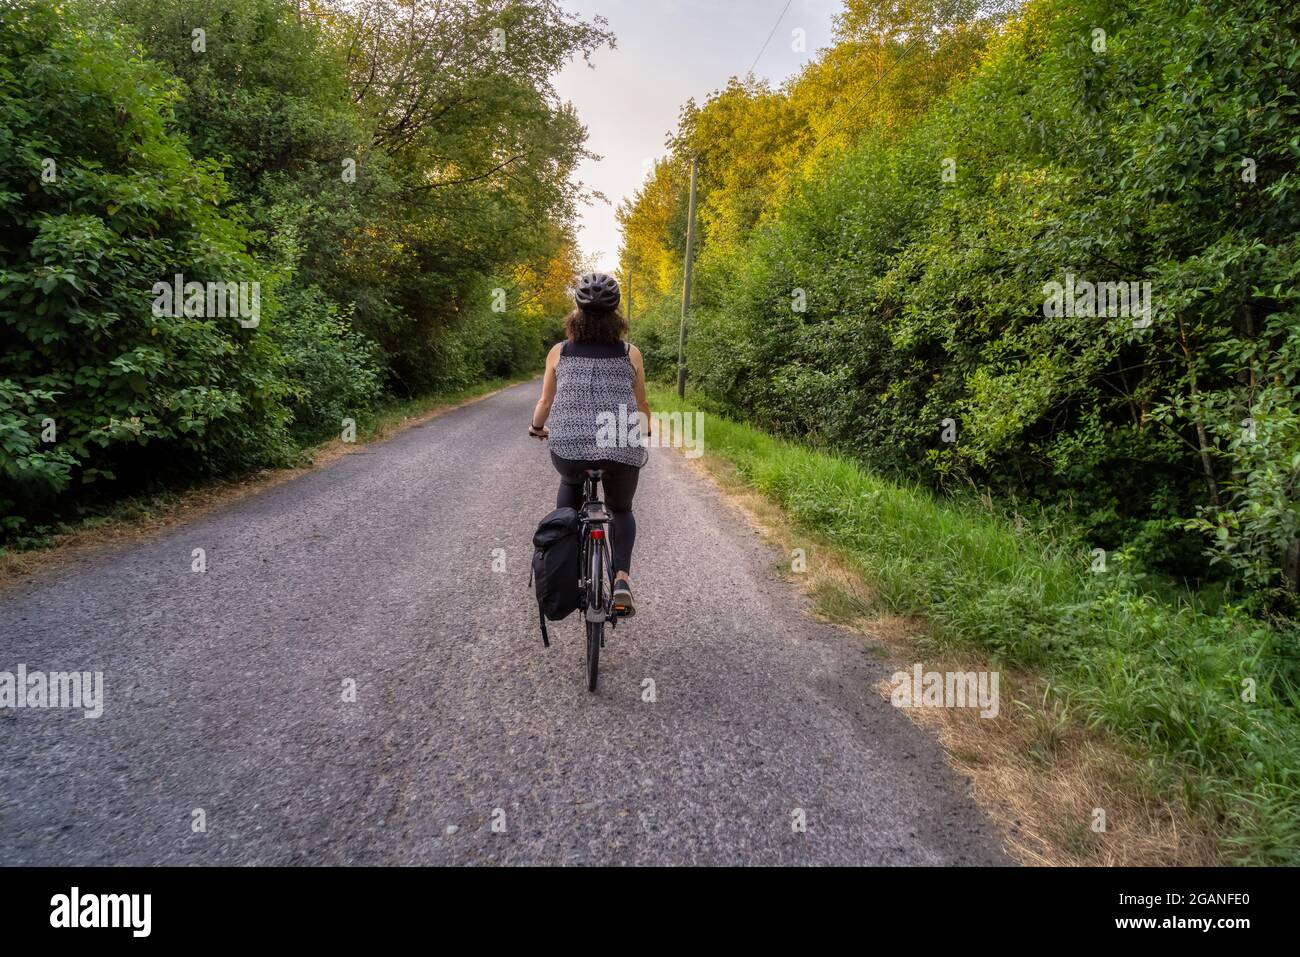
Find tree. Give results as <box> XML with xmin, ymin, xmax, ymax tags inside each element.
<box><xmin>1</xmin><ymin>0</ymin><xmax>292</xmax><ymax>531</ymax></box>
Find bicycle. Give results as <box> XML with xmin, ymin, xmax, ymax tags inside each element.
<box><xmin>577</xmin><ymin>468</ymin><xmax>617</xmax><ymax>691</ymax></box>
<box><xmin>528</xmin><ymin>425</ymin><xmax>621</xmax><ymax>691</ymax></box>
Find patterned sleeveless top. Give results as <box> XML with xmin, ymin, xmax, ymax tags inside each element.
<box><xmin>548</xmin><ymin>340</ymin><xmax>648</xmax><ymax>468</ymax></box>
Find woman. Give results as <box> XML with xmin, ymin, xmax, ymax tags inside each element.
<box><xmin>529</xmin><ymin>272</ymin><xmax>650</xmax><ymax>617</ymax></box>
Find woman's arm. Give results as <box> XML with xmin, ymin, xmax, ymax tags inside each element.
<box><xmin>529</xmin><ymin>343</ymin><xmax>562</xmax><ymax>438</ymax></box>
<box><xmin>629</xmin><ymin>345</ymin><xmax>652</xmax><ymax>436</ymax></box>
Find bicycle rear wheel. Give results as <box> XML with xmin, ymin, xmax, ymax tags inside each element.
<box><xmin>584</xmin><ymin>530</ymin><xmax>610</xmax><ymax>692</ymax></box>
<box><xmin>585</xmin><ymin>619</ymin><xmax>602</xmax><ymax>692</ymax></box>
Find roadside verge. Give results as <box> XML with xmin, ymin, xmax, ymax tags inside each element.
<box><xmin>647</xmin><ymin>384</ymin><xmax>1299</xmax><ymax>865</ymax></box>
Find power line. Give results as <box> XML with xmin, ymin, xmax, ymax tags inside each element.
<box><xmin>747</xmin><ymin>0</ymin><xmax>795</xmax><ymax>76</ymax></box>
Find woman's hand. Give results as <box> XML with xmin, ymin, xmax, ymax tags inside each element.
<box><xmin>528</xmin><ymin>424</ymin><xmax>549</xmax><ymax>440</ymax></box>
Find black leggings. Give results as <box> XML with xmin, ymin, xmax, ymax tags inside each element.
<box><xmin>551</xmin><ymin>452</ymin><xmax>640</xmax><ymax>576</ymax></box>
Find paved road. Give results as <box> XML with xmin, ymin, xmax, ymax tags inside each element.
<box><xmin>0</xmin><ymin>381</ymin><xmax>1007</xmax><ymax>865</ymax></box>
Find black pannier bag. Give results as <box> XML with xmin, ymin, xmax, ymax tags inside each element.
<box><xmin>529</xmin><ymin>506</ymin><xmax>580</xmax><ymax>646</ymax></box>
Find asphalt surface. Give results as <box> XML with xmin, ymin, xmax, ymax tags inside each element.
<box><xmin>0</xmin><ymin>380</ymin><xmax>1009</xmax><ymax>865</ymax></box>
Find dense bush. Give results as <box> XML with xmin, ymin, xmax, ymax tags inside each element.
<box><xmin>0</xmin><ymin>0</ymin><xmax>293</xmax><ymax>530</ymax></box>
<box><xmin>1</xmin><ymin>0</ymin><xmax>596</xmax><ymax>536</ymax></box>
<box><xmin>623</xmin><ymin>0</ymin><xmax>1300</xmax><ymax>609</ymax></box>
<box><xmin>273</xmin><ymin>282</ymin><xmax>383</xmax><ymax>443</ymax></box>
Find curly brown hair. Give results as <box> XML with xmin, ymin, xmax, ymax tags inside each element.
<box><xmin>564</xmin><ymin>307</ymin><xmax>627</xmax><ymax>345</ymax></box>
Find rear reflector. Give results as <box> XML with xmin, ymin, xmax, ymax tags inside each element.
<box><xmin>590</xmin><ymin>529</ymin><xmax>605</xmax><ymax>540</ymax></box>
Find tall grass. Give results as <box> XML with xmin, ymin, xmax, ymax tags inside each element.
<box><xmin>651</xmin><ymin>385</ymin><xmax>1300</xmax><ymax>863</ymax></box>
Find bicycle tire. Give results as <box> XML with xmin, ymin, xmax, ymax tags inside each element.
<box><xmin>586</xmin><ymin>619</ymin><xmax>602</xmax><ymax>692</ymax></box>
<box><xmin>584</xmin><ymin>529</ymin><xmax>609</xmax><ymax>692</ymax></box>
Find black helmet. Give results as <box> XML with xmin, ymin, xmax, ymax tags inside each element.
<box><xmin>575</xmin><ymin>272</ymin><xmax>620</xmax><ymax>311</ymax></box>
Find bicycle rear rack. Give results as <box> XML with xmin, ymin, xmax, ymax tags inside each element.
<box><xmin>580</xmin><ymin>500</ymin><xmax>613</xmax><ymax>523</ymax></box>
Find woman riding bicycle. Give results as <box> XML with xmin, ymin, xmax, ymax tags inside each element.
<box><xmin>529</xmin><ymin>272</ymin><xmax>650</xmax><ymax>618</ymax></box>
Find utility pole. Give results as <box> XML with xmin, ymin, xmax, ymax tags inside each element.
<box><xmin>676</xmin><ymin>156</ymin><xmax>699</xmax><ymax>398</ymax></box>
<box><xmin>625</xmin><ymin>268</ymin><xmax>632</xmax><ymax>323</ymax></box>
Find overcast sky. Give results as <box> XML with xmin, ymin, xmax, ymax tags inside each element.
<box><xmin>554</xmin><ymin>0</ymin><xmax>842</xmax><ymax>268</ymax></box>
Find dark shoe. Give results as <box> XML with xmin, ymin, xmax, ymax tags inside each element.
<box><xmin>612</xmin><ymin>581</ymin><xmax>635</xmax><ymax>618</ymax></box>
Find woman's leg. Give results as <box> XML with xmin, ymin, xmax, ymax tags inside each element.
<box><xmin>550</xmin><ymin>453</ymin><xmax>640</xmax><ymax>579</ymax></box>
<box><xmin>551</xmin><ymin>451</ymin><xmax>584</xmax><ymax>510</ymax></box>
<box><xmin>598</xmin><ymin>461</ymin><xmax>640</xmax><ymax>578</ymax></box>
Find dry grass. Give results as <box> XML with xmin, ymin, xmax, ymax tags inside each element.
<box><xmin>682</xmin><ymin>450</ymin><xmax>1221</xmax><ymax>866</ymax></box>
